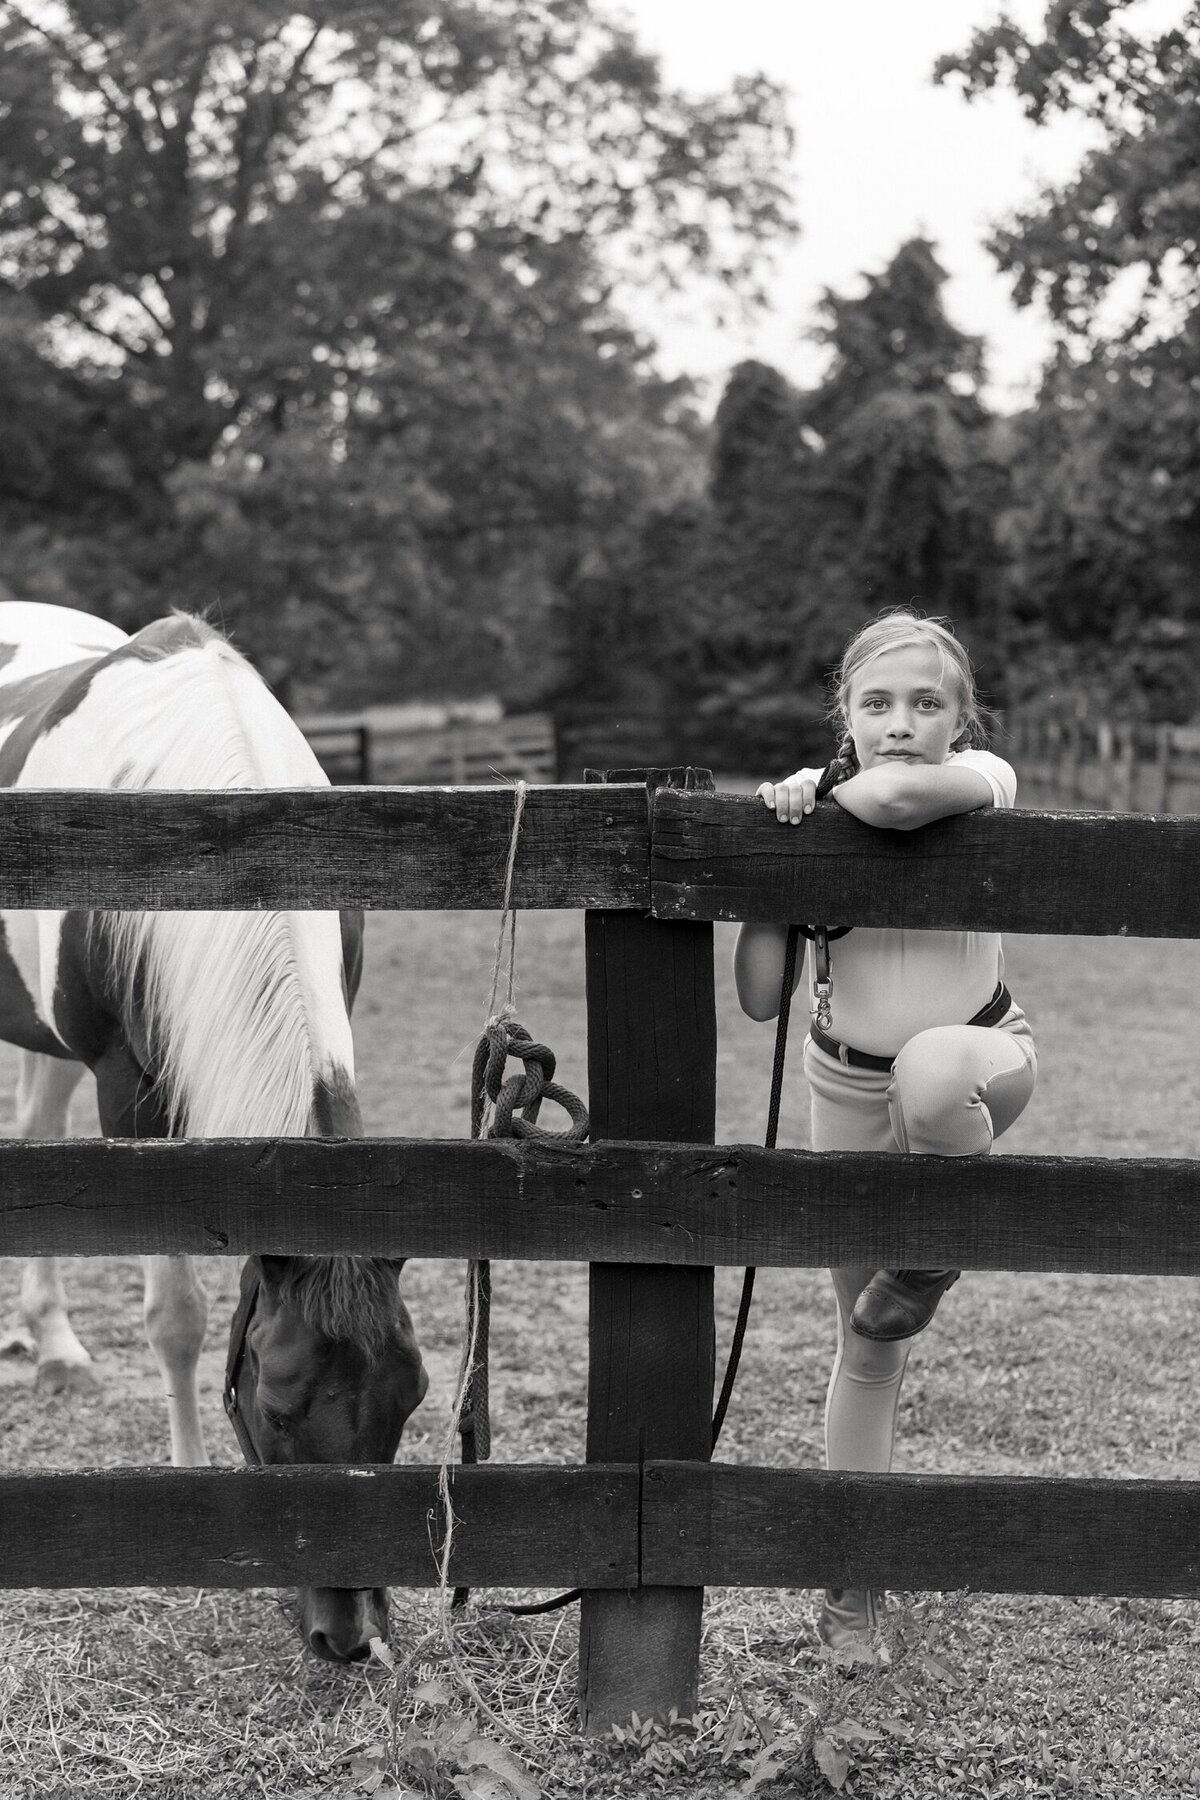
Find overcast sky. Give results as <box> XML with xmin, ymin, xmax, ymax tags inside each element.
<box><xmin>614</xmin><ymin>0</ymin><xmax>1180</xmax><ymax>413</ymax></box>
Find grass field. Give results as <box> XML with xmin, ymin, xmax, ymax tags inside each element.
<box><xmin>2</xmin><ymin>906</ymin><xmax>1200</xmax><ymax>1798</ymax></box>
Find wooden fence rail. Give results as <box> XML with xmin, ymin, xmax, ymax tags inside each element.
<box><xmin>1</xmin><ymin>787</ymin><xmax>1199</xmax><ymax>930</ymax></box>
<box><xmin>2</xmin><ymin>1138</ymin><xmax>1199</xmax><ymax>1273</ymax></box>
<box><xmin>1</xmin><ymin>781</ymin><xmax>1197</xmax><ymax>1730</ymax></box>
<box><xmin>4</xmin><ymin>1463</ymin><xmax>1199</xmax><ymax>1599</ymax></box>
<box><xmin>0</xmin><ymin>784</ymin><xmax>648</xmax><ymax>910</ymax></box>
<box><xmin>0</xmin><ymin>1465</ymin><xmax>639</xmax><ymax>1589</ymax></box>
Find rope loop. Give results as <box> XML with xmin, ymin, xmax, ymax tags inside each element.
<box><xmin>471</xmin><ymin>1014</ymin><xmax>589</xmax><ymax>1144</ymax></box>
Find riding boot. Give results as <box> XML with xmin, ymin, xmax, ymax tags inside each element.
<box><xmin>849</xmin><ymin>1268</ymin><xmax>961</xmax><ymax>1341</ymax></box>
<box><xmin>817</xmin><ymin>1587</ymin><xmax>888</xmax><ymax>1660</ymax></box>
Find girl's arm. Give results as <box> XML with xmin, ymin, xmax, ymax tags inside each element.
<box><xmin>733</xmin><ymin>921</ymin><xmax>802</xmax><ymax>1021</ymax></box>
<box><xmin>831</xmin><ymin>762</ymin><xmax>995</xmax><ymax>831</ymax></box>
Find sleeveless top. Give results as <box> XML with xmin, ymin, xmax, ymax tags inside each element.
<box><xmin>811</xmin><ymin>747</ymin><xmax>1016</xmax><ymax>1055</ymax></box>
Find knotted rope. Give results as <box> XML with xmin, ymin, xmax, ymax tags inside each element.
<box><xmin>470</xmin><ymin>1019</ymin><xmax>590</xmax><ymax>1146</ymax></box>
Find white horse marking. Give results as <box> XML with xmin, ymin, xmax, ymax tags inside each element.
<box><xmin>0</xmin><ymin>603</ymin><xmax>363</xmax><ymax>1467</ymax></box>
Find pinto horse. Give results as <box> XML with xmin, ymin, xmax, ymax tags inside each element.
<box><xmin>0</xmin><ymin>602</ymin><xmax>427</xmax><ymax>1663</ymax></box>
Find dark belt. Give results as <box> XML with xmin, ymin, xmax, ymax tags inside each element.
<box><xmin>809</xmin><ymin>983</ymin><xmax>1013</xmax><ymax>1072</ymax></box>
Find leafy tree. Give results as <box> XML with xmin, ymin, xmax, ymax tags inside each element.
<box><xmin>936</xmin><ymin>3</ymin><xmax>1200</xmax><ymax>719</ymax></box>
<box><xmin>992</xmin><ymin>346</ymin><xmax>1200</xmax><ymax>720</ymax></box>
<box><xmin>634</xmin><ymin>241</ymin><xmax>1010</xmax><ymax>770</ymax></box>
<box><xmin>0</xmin><ymin>0</ymin><xmax>794</xmax><ymax>697</ymax></box>
<box><xmin>935</xmin><ymin>3</ymin><xmax>1200</xmax><ymax>341</ymax></box>
<box><xmin>801</xmin><ymin>238</ymin><xmax>1007</xmax><ymax>662</ymax></box>
<box><xmin>680</xmin><ymin>359</ymin><xmax>826</xmax><ymax>763</ymax></box>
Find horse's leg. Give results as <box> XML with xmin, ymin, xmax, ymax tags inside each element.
<box><xmin>88</xmin><ymin>1043</ymin><xmax>210</xmax><ymax>1464</ymax></box>
<box><xmin>142</xmin><ymin>1254</ymin><xmax>210</xmax><ymax>1467</ymax></box>
<box><xmin>3</xmin><ymin>1053</ymin><xmax>95</xmax><ymax>1392</ymax></box>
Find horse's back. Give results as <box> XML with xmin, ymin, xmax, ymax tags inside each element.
<box><xmin>0</xmin><ymin>603</ymin><xmax>128</xmax><ymax>689</ymax></box>
<box><xmin>0</xmin><ymin>605</ymin><xmax>361</xmax><ymax>1124</ymax></box>
<box><xmin>0</xmin><ymin>605</ymin><xmax>325</xmax><ymax>793</ymax></box>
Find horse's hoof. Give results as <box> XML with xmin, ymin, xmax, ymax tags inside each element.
<box><xmin>36</xmin><ymin>1359</ymin><xmax>100</xmax><ymax>1395</ymax></box>
<box><xmin>0</xmin><ymin>1327</ymin><xmax>35</xmax><ymax>1359</ymax></box>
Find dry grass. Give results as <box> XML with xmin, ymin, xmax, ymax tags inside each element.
<box><xmin>2</xmin><ymin>906</ymin><xmax>1200</xmax><ymax>1796</ymax></box>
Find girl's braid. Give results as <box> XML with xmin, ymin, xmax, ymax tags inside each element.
<box><xmin>814</xmin><ymin>728</ymin><xmax>859</xmax><ymax>802</ymax></box>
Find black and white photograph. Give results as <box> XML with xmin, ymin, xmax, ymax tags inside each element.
<box><xmin>1</xmin><ymin>2</ymin><xmax>1199</xmax><ymax>1795</ymax></box>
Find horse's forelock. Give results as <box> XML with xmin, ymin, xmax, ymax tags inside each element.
<box><xmin>279</xmin><ymin>1257</ymin><xmax>400</xmax><ymax>1364</ymax></box>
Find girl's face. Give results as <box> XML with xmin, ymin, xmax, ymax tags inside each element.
<box><xmin>845</xmin><ymin>642</ymin><xmax>966</xmax><ymax>771</ymax></box>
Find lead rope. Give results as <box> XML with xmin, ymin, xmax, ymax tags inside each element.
<box><xmin>441</xmin><ymin>780</ymin><xmax>590</xmax><ymax>1619</ymax></box>
<box><xmin>711</xmin><ymin>751</ymin><xmax>853</xmax><ymax>1432</ymax></box>
<box><xmin>710</xmin><ymin>922</ymin><xmax>801</xmax><ymax>1446</ymax></box>
<box><xmin>712</xmin><ymin>750</ymin><xmax>855</xmax><ymax>1432</ymax></box>
<box><xmin>439</xmin><ymin>779</ymin><xmax>527</xmax><ymax>1616</ymax></box>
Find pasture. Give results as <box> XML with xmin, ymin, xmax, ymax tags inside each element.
<box><xmin>2</xmin><ymin>910</ymin><xmax>1200</xmax><ymax>1798</ymax></box>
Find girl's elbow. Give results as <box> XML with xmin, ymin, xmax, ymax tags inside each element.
<box><xmin>837</xmin><ymin>770</ymin><xmax>924</xmax><ymax>830</ymax></box>
<box><xmin>733</xmin><ymin>960</ymin><xmax>780</xmax><ymax>1021</ymax></box>
<box><xmin>733</xmin><ymin>924</ymin><xmax>788</xmax><ymax>1019</ymax></box>
<box><xmin>859</xmin><ymin>798</ymin><xmax>915</xmax><ymax>830</ymax></box>
<box><xmin>737</xmin><ymin>990</ymin><xmax>780</xmax><ymax>1023</ymax></box>
<box><xmin>836</xmin><ymin>792</ymin><xmax>912</xmax><ymax>830</ymax></box>
<box><xmin>874</xmin><ymin>799</ymin><xmax>926</xmax><ymax>831</ymax></box>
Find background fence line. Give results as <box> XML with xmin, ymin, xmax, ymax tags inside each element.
<box><xmin>300</xmin><ymin>711</ymin><xmax>556</xmax><ymax>786</ymax></box>
<box><xmin>296</xmin><ymin>704</ymin><xmax>1200</xmax><ymax>809</ymax></box>
<box><xmin>1006</xmin><ymin>713</ymin><xmax>1200</xmax><ymax>813</ymax></box>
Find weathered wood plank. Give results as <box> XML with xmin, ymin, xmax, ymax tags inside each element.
<box><xmin>0</xmin><ymin>1464</ymin><xmax>639</xmax><ymax>1590</ymax></box>
<box><xmin>8</xmin><ymin>1459</ymin><xmax>1195</xmax><ymax>1599</ymax></box>
<box><xmin>641</xmin><ymin>1462</ymin><xmax>1200</xmax><ymax>1597</ymax></box>
<box><xmin>4</xmin><ymin>1138</ymin><xmax>1200</xmax><ymax>1275</ymax></box>
<box><xmin>651</xmin><ymin>791</ymin><xmax>1200</xmax><ymax>935</ymax></box>
<box><xmin>0</xmin><ymin>785</ymin><xmax>647</xmax><ymax>909</ymax></box>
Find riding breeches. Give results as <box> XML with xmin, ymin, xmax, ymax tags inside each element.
<box><xmin>803</xmin><ymin>1005</ymin><xmax>1037</xmax><ymax>1473</ymax></box>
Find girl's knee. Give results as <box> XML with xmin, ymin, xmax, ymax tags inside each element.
<box><xmin>889</xmin><ymin>1028</ymin><xmax>993</xmax><ymax>1155</ymax></box>
<box><xmin>889</xmin><ymin>1025</ymin><xmax>1035</xmax><ymax>1154</ymax></box>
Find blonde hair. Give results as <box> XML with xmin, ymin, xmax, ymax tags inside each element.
<box><xmin>815</xmin><ymin>609</ymin><xmax>990</xmax><ymax>799</ymax></box>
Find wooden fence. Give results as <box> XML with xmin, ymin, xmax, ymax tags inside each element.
<box><xmin>2</xmin><ymin>781</ymin><xmax>1200</xmax><ymax>1733</ymax></box>
<box><xmin>299</xmin><ymin>710</ymin><xmax>556</xmax><ymax>785</ymax></box>
<box><xmin>1006</xmin><ymin>713</ymin><xmax>1200</xmax><ymax>813</ymax></box>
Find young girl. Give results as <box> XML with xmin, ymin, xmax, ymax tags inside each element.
<box><xmin>733</xmin><ymin>609</ymin><xmax>1037</xmax><ymax>1654</ymax></box>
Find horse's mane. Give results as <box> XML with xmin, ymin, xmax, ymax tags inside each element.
<box><xmin>275</xmin><ymin>1256</ymin><xmax>402</xmax><ymax>1362</ymax></box>
<box><xmin>90</xmin><ymin>616</ymin><xmax>344</xmax><ymax>1138</ymax></box>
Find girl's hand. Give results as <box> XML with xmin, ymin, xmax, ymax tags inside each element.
<box><xmin>756</xmin><ymin>767</ymin><xmax>823</xmax><ymax>825</ymax></box>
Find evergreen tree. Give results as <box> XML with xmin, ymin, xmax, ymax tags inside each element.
<box><xmin>662</xmin><ymin>240</ymin><xmax>1009</xmax><ymax>770</ymax></box>
<box><xmin>802</xmin><ymin>239</ymin><xmax>1007</xmax><ymax>677</ymax></box>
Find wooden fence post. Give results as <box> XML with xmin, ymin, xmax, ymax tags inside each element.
<box><xmin>579</xmin><ymin>767</ymin><xmax>717</xmax><ymax>1734</ymax></box>
<box><xmin>1096</xmin><ymin>719</ymin><xmax>1113</xmax><ymax>810</ymax></box>
<box><xmin>1156</xmin><ymin>724</ymin><xmax>1173</xmax><ymax>812</ymax></box>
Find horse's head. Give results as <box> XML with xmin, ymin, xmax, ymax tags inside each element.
<box><xmin>225</xmin><ymin>1253</ymin><xmax>428</xmax><ymax>1664</ymax></box>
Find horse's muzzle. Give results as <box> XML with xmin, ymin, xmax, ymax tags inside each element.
<box><xmin>300</xmin><ymin>1585</ymin><xmax>389</xmax><ymax>1663</ymax></box>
